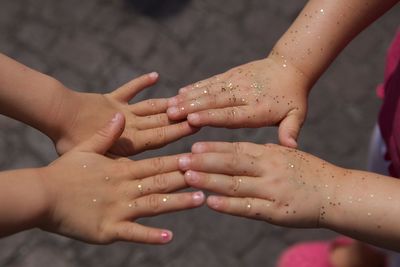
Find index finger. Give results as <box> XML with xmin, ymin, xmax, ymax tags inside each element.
<box><xmin>128</xmin><ymin>154</ymin><xmax>189</xmax><ymax>179</ymax></box>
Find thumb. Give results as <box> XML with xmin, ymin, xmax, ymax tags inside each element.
<box><xmin>78</xmin><ymin>113</ymin><xmax>125</xmax><ymax>154</ymax></box>
<box><xmin>278</xmin><ymin>110</ymin><xmax>304</xmax><ymax>148</ymax></box>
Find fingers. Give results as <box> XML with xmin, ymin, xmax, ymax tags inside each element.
<box><xmin>134</xmin><ymin>121</ymin><xmax>199</xmax><ymax>152</ymax></box>
<box><xmin>166</xmin><ymin>92</ymin><xmax>247</xmax><ymax>121</ymax></box>
<box><xmin>130</xmin><ymin>98</ymin><xmax>169</xmax><ymax>116</ymax></box>
<box><xmin>129</xmin><ymin>171</ymin><xmax>188</xmax><ymax>196</ymax></box>
<box><xmin>128</xmin><ymin>154</ymin><xmax>187</xmax><ymax>179</ymax></box>
<box><xmin>77</xmin><ymin>113</ymin><xmax>125</xmax><ymax>154</ymax></box>
<box><xmin>169</xmin><ymin>82</ymin><xmax>225</xmax><ymax>106</ymax></box>
<box><xmin>111</xmin><ymin>72</ymin><xmax>159</xmax><ymax>102</ymax></box>
<box><xmin>184</xmin><ymin>171</ymin><xmax>263</xmax><ymax>198</ymax></box>
<box><xmin>129</xmin><ymin>191</ymin><xmax>205</xmax><ymax>218</ymax></box>
<box><xmin>186</xmin><ymin>106</ymin><xmax>261</xmax><ymax>128</ymax></box>
<box><xmin>135</xmin><ymin>114</ymin><xmax>171</xmax><ymax>130</ymax></box>
<box><xmin>112</xmin><ymin>222</ymin><xmax>173</xmax><ymax>244</ymax></box>
<box><xmin>178</xmin><ymin>152</ymin><xmax>261</xmax><ymax>176</ymax></box>
<box><xmin>278</xmin><ymin>109</ymin><xmax>304</xmax><ymax>148</ymax></box>
<box><xmin>191</xmin><ymin>141</ymin><xmax>265</xmax><ymax>157</ymax></box>
<box><xmin>207</xmin><ymin>196</ymin><xmax>272</xmax><ymax>221</ymax></box>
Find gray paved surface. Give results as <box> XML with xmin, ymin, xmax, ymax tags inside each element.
<box><xmin>0</xmin><ymin>0</ymin><xmax>399</xmax><ymax>266</ymax></box>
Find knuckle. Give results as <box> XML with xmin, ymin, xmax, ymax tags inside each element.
<box><xmin>147</xmin><ymin>194</ymin><xmax>161</xmax><ymax>211</ymax></box>
<box><xmin>232</xmin><ymin>142</ymin><xmax>244</xmax><ymax>155</ymax></box>
<box><xmin>226</xmin><ymin>153</ymin><xmax>240</xmax><ymax>169</ymax></box>
<box><xmin>96</xmin><ymin>128</ymin><xmax>110</xmax><ymax>140</ymax></box>
<box><xmin>152</xmin><ymin>174</ymin><xmax>169</xmax><ymax>192</ymax></box>
<box><xmin>156</xmin><ymin>114</ymin><xmax>169</xmax><ymax>125</ymax></box>
<box><xmin>155</xmin><ymin>127</ymin><xmax>167</xmax><ymax>144</ymax></box>
<box><xmin>230</xmin><ymin>176</ymin><xmax>242</xmax><ymax>193</ymax></box>
<box><xmin>151</xmin><ymin>157</ymin><xmax>165</xmax><ymax>173</ymax></box>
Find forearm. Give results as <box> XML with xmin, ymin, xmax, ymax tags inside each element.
<box><xmin>322</xmin><ymin>168</ymin><xmax>400</xmax><ymax>251</ymax></box>
<box><xmin>270</xmin><ymin>0</ymin><xmax>399</xmax><ymax>86</ymax></box>
<box><xmin>0</xmin><ymin>168</ymin><xmax>48</xmax><ymax>237</ymax></box>
<box><xmin>0</xmin><ymin>53</ymin><xmax>77</xmax><ymax>141</ymax></box>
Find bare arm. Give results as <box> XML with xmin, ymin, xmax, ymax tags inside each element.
<box><xmin>271</xmin><ymin>0</ymin><xmax>400</xmax><ymax>85</ymax></box>
<box><xmin>178</xmin><ymin>142</ymin><xmax>400</xmax><ymax>251</ymax></box>
<box><xmin>0</xmin><ymin>53</ymin><xmax>197</xmax><ymax>156</ymax></box>
<box><xmin>168</xmin><ymin>0</ymin><xmax>400</xmax><ymax>147</ymax></box>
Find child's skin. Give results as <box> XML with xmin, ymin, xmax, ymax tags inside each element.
<box><xmin>178</xmin><ymin>142</ymin><xmax>400</xmax><ymax>251</ymax></box>
<box><xmin>0</xmin><ymin>113</ymin><xmax>205</xmax><ymax>244</ymax></box>
<box><xmin>167</xmin><ymin>0</ymin><xmax>399</xmax><ymax>148</ymax></box>
<box><xmin>0</xmin><ymin>53</ymin><xmax>197</xmax><ymax>156</ymax></box>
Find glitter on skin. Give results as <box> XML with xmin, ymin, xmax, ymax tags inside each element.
<box><xmin>162</xmin><ymin>197</ymin><xmax>168</xmax><ymax>202</ymax></box>
<box><xmin>92</xmin><ymin>199</ymin><xmax>97</xmax><ymax>203</ymax></box>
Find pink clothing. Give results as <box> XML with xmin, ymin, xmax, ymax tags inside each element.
<box><xmin>378</xmin><ymin>29</ymin><xmax>400</xmax><ymax>178</ymax></box>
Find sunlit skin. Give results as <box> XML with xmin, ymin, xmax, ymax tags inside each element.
<box><xmin>0</xmin><ymin>113</ymin><xmax>205</xmax><ymax>244</ymax></box>
<box><xmin>0</xmin><ymin>53</ymin><xmax>198</xmax><ymax>157</ymax></box>
<box><xmin>178</xmin><ymin>142</ymin><xmax>400</xmax><ymax>251</ymax></box>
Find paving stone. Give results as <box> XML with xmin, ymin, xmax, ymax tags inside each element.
<box><xmin>1</xmin><ymin>0</ymin><xmax>400</xmax><ymax>266</ymax></box>
<box><xmin>16</xmin><ymin>19</ymin><xmax>56</xmax><ymax>52</ymax></box>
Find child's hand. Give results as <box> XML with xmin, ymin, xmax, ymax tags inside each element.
<box><xmin>55</xmin><ymin>72</ymin><xmax>198</xmax><ymax>156</ymax></box>
<box><xmin>177</xmin><ymin>142</ymin><xmax>338</xmax><ymax>228</ymax></box>
<box><xmin>38</xmin><ymin>113</ymin><xmax>204</xmax><ymax>244</ymax></box>
<box><xmin>167</xmin><ymin>57</ymin><xmax>310</xmax><ymax>147</ymax></box>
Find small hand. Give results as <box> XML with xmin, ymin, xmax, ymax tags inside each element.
<box><xmin>177</xmin><ymin>142</ymin><xmax>337</xmax><ymax>228</ymax></box>
<box><xmin>39</xmin><ymin>113</ymin><xmax>205</xmax><ymax>244</ymax></box>
<box><xmin>55</xmin><ymin>72</ymin><xmax>198</xmax><ymax>156</ymax></box>
<box><xmin>167</xmin><ymin>57</ymin><xmax>310</xmax><ymax>147</ymax></box>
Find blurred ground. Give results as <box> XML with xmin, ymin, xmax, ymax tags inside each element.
<box><xmin>0</xmin><ymin>0</ymin><xmax>399</xmax><ymax>266</ymax></box>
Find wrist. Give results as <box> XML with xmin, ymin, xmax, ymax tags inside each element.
<box><xmin>267</xmin><ymin>45</ymin><xmax>316</xmax><ymax>92</ymax></box>
<box><xmin>43</xmin><ymin>82</ymin><xmax>80</xmax><ymax>144</ymax></box>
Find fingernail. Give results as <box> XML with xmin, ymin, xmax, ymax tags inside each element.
<box><xmin>111</xmin><ymin>112</ymin><xmax>122</xmax><ymax>123</ymax></box>
<box><xmin>188</xmin><ymin>113</ymin><xmax>200</xmax><ymax>124</ymax></box>
<box><xmin>192</xmin><ymin>143</ymin><xmax>205</xmax><ymax>153</ymax></box>
<box><xmin>288</xmin><ymin>138</ymin><xmax>297</xmax><ymax>148</ymax></box>
<box><xmin>167</xmin><ymin>96</ymin><xmax>178</xmax><ymax>106</ymax></box>
<box><xmin>179</xmin><ymin>87</ymin><xmax>188</xmax><ymax>94</ymax></box>
<box><xmin>185</xmin><ymin>170</ymin><xmax>199</xmax><ymax>183</ymax></box>
<box><xmin>208</xmin><ymin>196</ymin><xmax>222</xmax><ymax>209</ymax></box>
<box><xmin>161</xmin><ymin>230</ymin><xmax>172</xmax><ymax>242</ymax></box>
<box><xmin>178</xmin><ymin>155</ymin><xmax>191</xmax><ymax>170</ymax></box>
<box><xmin>167</xmin><ymin>107</ymin><xmax>179</xmax><ymax>117</ymax></box>
<box><xmin>192</xmin><ymin>191</ymin><xmax>205</xmax><ymax>203</ymax></box>
<box><xmin>149</xmin><ymin>72</ymin><xmax>159</xmax><ymax>79</ymax></box>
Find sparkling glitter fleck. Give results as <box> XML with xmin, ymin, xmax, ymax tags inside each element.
<box><xmin>92</xmin><ymin>199</ymin><xmax>97</xmax><ymax>203</ymax></box>
<box><xmin>320</xmin><ymin>8</ymin><xmax>324</xmax><ymax>13</ymax></box>
<box><xmin>289</xmin><ymin>163</ymin><xmax>295</xmax><ymax>168</ymax></box>
<box><xmin>370</xmin><ymin>194</ymin><xmax>374</xmax><ymax>198</ymax></box>
<box><xmin>246</xmin><ymin>204</ymin><xmax>251</xmax><ymax>209</ymax></box>
<box><xmin>83</xmin><ymin>165</ymin><xmax>87</xmax><ymax>168</ymax></box>
<box><xmin>105</xmin><ymin>176</ymin><xmax>110</xmax><ymax>181</ymax></box>
<box><xmin>128</xmin><ymin>203</ymin><xmax>133</xmax><ymax>208</ymax></box>
<box><xmin>138</xmin><ymin>184</ymin><xmax>143</xmax><ymax>191</ymax></box>
<box><xmin>162</xmin><ymin>197</ymin><xmax>168</xmax><ymax>202</ymax></box>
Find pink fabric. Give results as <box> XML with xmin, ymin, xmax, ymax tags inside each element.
<box><xmin>277</xmin><ymin>237</ymin><xmax>354</xmax><ymax>267</ymax></box>
<box><xmin>378</xmin><ymin>29</ymin><xmax>400</xmax><ymax>178</ymax></box>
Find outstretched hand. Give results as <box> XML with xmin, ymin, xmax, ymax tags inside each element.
<box><xmin>167</xmin><ymin>57</ymin><xmax>310</xmax><ymax>147</ymax></box>
<box><xmin>55</xmin><ymin>72</ymin><xmax>198</xmax><ymax>156</ymax></box>
<box><xmin>39</xmin><ymin>113</ymin><xmax>204</xmax><ymax>244</ymax></box>
<box><xmin>177</xmin><ymin>142</ymin><xmax>338</xmax><ymax>228</ymax></box>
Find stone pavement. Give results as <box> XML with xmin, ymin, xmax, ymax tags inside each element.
<box><xmin>0</xmin><ymin>0</ymin><xmax>399</xmax><ymax>266</ymax></box>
